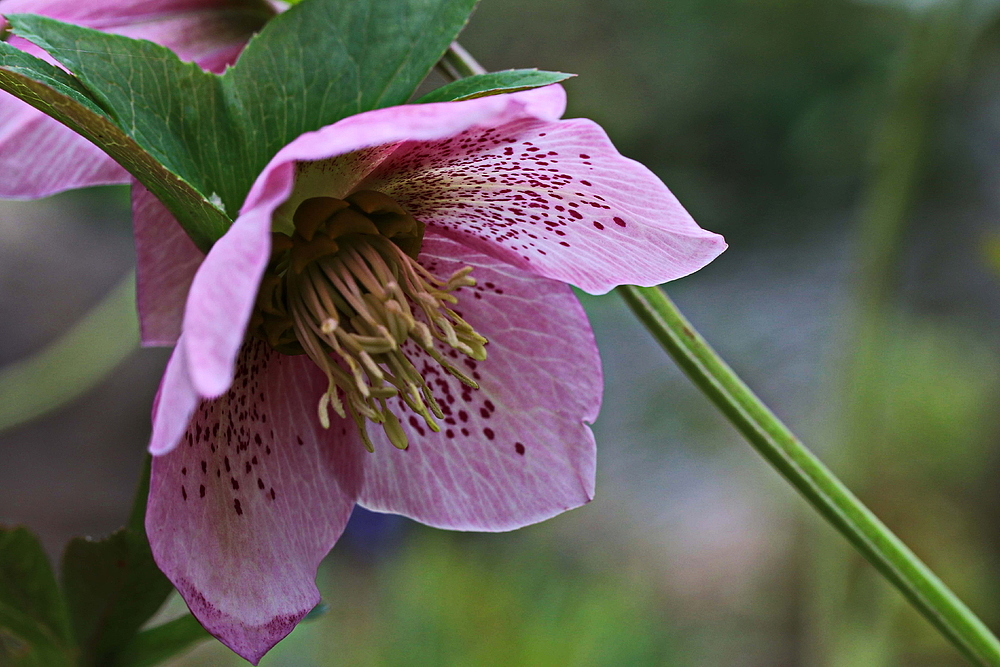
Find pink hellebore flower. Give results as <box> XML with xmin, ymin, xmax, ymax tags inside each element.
<box><xmin>138</xmin><ymin>84</ymin><xmax>726</xmax><ymax>663</ymax></box>
<box><xmin>0</xmin><ymin>0</ymin><xmax>277</xmax><ymax>199</ymax></box>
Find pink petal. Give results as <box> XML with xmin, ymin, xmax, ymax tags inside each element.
<box><xmin>362</xmin><ymin>102</ymin><xmax>726</xmax><ymax>294</ymax></box>
<box><xmin>181</xmin><ymin>204</ymin><xmax>271</xmax><ymax>398</ymax></box>
<box><xmin>0</xmin><ymin>93</ymin><xmax>128</xmax><ymax>198</ymax></box>
<box><xmin>147</xmin><ymin>340</ymin><xmax>362</xmax><ymax>664</ymax></box>
<box><xmin>0</xmin><ymin>0</ymin><xmax>274</xmax><ymax>199</ymax></box>
<box><xmin>354</xmin><ymin>232</ymin><xmax>600</xmax><ymax>530</ymax></box>
<box><xmin>148</xmin><ymin>335</ymin><xmax>200</xmax><ymax>456</ymax></box>
<box><xmin>132</xmin><ymin>182</ymin><xmax>204</xmax><ymax>347</ymax></box>
<box><xmin>239</xmin><ymin>86</ymin><xmax>568</xmax><ymax>220</ymax></box>
<box><xmin>237</xmin><ymin>84</ymin><xmax>722</xmax><ymax>295</ymax></box>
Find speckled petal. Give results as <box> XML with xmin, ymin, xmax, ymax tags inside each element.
<box><xmin>238</xmin><ymin>86</ymin><xmax>568</xmax><ymax>227</ymax></box>
<box><xmin>132</xmin><ymin>182</ymin><xmax>204</xmax><ymax>347</ymax></box>
<box><xmin>0</xmin><ymin>0</ymin><xmax>274</xmax><ymax>199</ymax></box>
<box><xmin>147</xmin><ymin>339</ymin><xmax>362</xmax><ymax>665</ymax></box>
<box><xmin>237</xmin><ymin>85</ymin><xmax>722</xmax><ymax>295</ymax></box>
<box><xmin>354</xmin><ymin>233</ymin><xmax>600</xmax><ymax>530</ymax></box>
<box><xmin>362</xmin><ymin>109</ymin><xmax>726</xmax><ymax>295</ymax></box>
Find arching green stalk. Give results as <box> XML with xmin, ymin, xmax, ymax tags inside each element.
<box><xmin>618</xmin><ymin>285</ymin><xmax>1000</xmax><ymax>666</ymax></box>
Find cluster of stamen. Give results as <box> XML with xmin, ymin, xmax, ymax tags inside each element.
<box><xmin>250</xmin><ymin>190</ymin><xmax>487</xmax><ymax>451</ymax></box>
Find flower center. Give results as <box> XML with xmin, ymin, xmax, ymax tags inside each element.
<box><xmin>250</xmin><ymin>190</ymin><xmax>487</xmax><ymax>452</ymax></box>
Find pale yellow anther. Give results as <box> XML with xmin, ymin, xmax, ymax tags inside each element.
<box><xmin>318</xmin><ymin>394</ymin><xmax>332</xmax><ymax>429</ymax></box>
<box><xmin>381</xmin><ymin>406</ymin><xmax>409</xmax><ymax>450</ymax></box>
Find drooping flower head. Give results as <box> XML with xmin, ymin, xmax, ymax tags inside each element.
<box><xmin>0</xmin><ymin>0</ymin><xmax>277</xmax><ymax>198</ymax></box>
<box><xmin>136</xmin><ymin>84</ymin><xmax>726</xmax><ymax>663</ymax></box>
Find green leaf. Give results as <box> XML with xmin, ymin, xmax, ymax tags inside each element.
<box><xmin>224</xmin><ymin>0</ymin><xmax>482</xmax><ymax>197</ymax></box>
<box><xmin>110</xmin><ymin>615</ymin><xmax>210</xmax><ymax>667</ymax></box>
<box><xmin>3</xmin><ymin>0</ymin><xmax>478</xmax><ymax>248</ymax></box>
<box><xmin>0</xmin><ymin>604</ymin><xmax>73</xmax><ymax>667</ymax></box>
<box><xmin>0</xmin><ymin>526</ymin><xmax>74</xmax><ymax>665</ymax></box>
<box><xmin>0</xmin><ymin>42</ymin><xmax>232</xmax><ymax>251</ymax></box>
<box><xmin>416</xmin><ymin>69</ymin><xmax>574</xmax><ymax>103</ymax></box>
<box><xmin>60</xmin><ymin>458</ymin><xmax>175</xmax><ymax>667</ymax></box>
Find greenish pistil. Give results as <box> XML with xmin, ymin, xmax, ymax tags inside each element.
<box><xmin>250</xmin><ymin>190</ymin><xmax>488</xmax><ymax>451</ymax></box>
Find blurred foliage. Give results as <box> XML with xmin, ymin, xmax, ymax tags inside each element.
<box><xmin>465</xmin><ymin>0</ymin><xmax>908</xmax><ymax>244</ymax></box>
<box><xmin>334</xmin><ymin>535</ymin><xmax>673</xmax><ymax>666</ymax></box>
<box><xmin>173</xmin><ymin>530</ymin><xmax>678</xmax><ymax>666</ymax></box>
<box><xmin>0</xmin><ymin>272</ymin><xmax>137</xmax><ymax>435</ymax></box>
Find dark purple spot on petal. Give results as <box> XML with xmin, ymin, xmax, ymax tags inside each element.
<box><xmin>484</xmin><ymin>428</ymin><xmax>495</xmax><ymax>440</ymax></box>
<box><xmin>515</xmin><ymin>442</ymin><xmax>526</xmax><ymax>455</ymax></box>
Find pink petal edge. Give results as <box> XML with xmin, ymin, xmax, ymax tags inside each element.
<box><xmin>180</xmin><ymin>204</ymin><xmax>272</xmax><ymax>398</ymax></box>
<box><xmin>362</xmin><ymin>113</ymin><xmax>727</xmax><ymax>295</ymax></box>
<box><xmin>148</xmin><ymin>335</ymin><xmax>200</xmax><ymax>456</ymax></box>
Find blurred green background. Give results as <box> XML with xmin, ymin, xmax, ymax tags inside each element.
<box><xmin>3</xmin><ymin>0</ymin><xmax>1000</xmax><ymax>664</ymax></box>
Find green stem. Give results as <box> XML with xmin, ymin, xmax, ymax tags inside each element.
<box><xmin>617</xmin><ymin>284</ymin><xmax>1000</xmax><ymax>666</ymax></box>
<box><xmin>440</xmin><ymin>42</ymin><xmax>487</xmax><ymax>79</ymax></box>
<box><xmin>441</xmin><ymin>40</ymin><xmax>1000</xmax><ymax>666</ymax></box>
